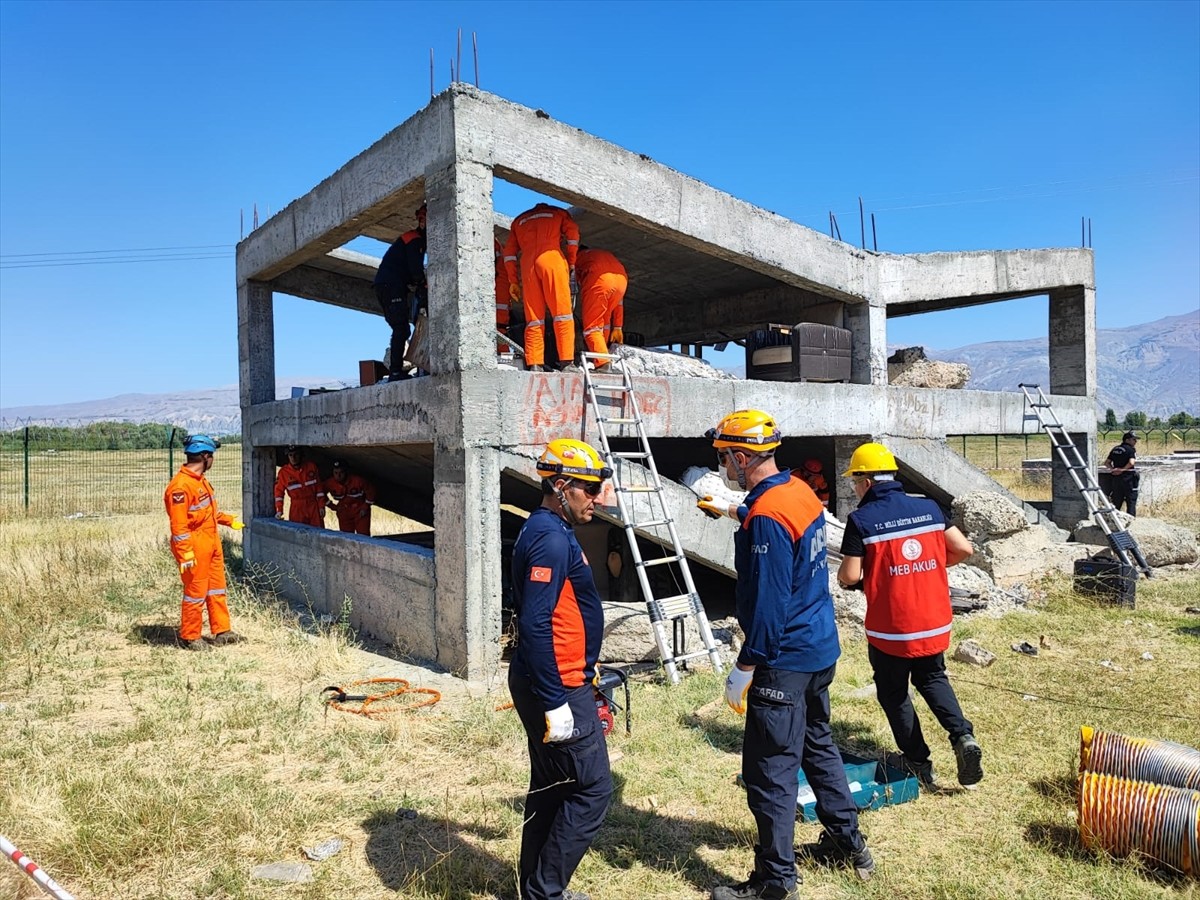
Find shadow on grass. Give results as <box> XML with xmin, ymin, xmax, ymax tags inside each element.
<box><xmin>680</xmin><ymin>710</ymin><xmax>744</xmax><ymax>754</ymax></box>
<box><xmin>362</xmin><ymin>808</ymin><xmax>511</xmax><ymax>899</ymax></box>
<box><xmin>1029</xmin><ymin>772</ymin><xmax>1078</xmax><ymax>802</ymax></box>
<box><xmin>1174</xmin><ymin>623</ymin><xmax>1200</xmax><ymax>639</ymax></box>
<box><xmin>830</xmin><ymin>718</ymin><xmax>889</xmax><ymax>757</ymax></box>
<box><xmin>129</xmin><ymin>623</ymin><xmax>178</xmax><ymax>646</ymax></box>
<box><xmin>1024</xmin><ymin>821</ymin><xmax>1193</xmax><ymax>886</ymax></box>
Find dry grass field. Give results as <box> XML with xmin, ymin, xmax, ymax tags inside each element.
<box><xmin>1</xmin><ymin>484</ymin><xmax>1198</xmax><ymax>897</ymax></box>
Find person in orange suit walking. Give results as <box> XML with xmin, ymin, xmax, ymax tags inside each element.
<box><xmin>575</xmin><ymin>247</ymin><xmax>628</xmax><ymax>364</ymax></box>
<box><xmin>323</xmin><ymin>459</ymin><xmax>376</xmax><ymax>535</ymax></box>
<box><xmin>274</xmin><ymin>445</ymin><xmax>325</xmax><ymax>527</ymax></box>
<box><xmin>495</xmin><ymin>238</ymin><xmax>514</xmax><ymax>352</ymax></box>
<box><xmin>165</xmin><ymin>434</ymin><xmax>244</xmax><ymax>651</ymax></box>
<box><xmin>503</xmin><ymin>202</ymin><xmax>581</xmax><ymax>372</ymax></box>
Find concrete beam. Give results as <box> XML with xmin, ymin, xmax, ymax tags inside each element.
<box><xmin>879</xmin><ymin>248</ymin><xmax>1095</xmax><ymax>309</ymax></box>
<box><xmin>886</xmin><ymin>387</ymin><xmax>1094</xmax><ymax>438</ymax></box>
<box><xmin>450</xmin><ymin>87</ymin><xmax>874</xmax><ymax>302</ymax></box>
<box><xmin>243</xmin><ymin>384</ymin><xmax>438</xmax><ymax>447</ymax></box>
<box><xmin>271</xmin><ymin>264</ymin><xmax>380</xmax><ymax>315</ymax></box>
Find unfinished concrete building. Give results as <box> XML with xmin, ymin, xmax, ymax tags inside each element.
<box><xmin>236</xmin><ymin>85</ymin><xmax>1096</xmax><ymax>681</ymax></box>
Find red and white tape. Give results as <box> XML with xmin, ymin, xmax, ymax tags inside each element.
<box><xmin>1</xmin><ymin>833</ymin><xmax>76</xmax><ymax>900</ymax></box>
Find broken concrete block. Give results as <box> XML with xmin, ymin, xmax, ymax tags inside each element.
<box><xmin>1072</xmin><ymin>516</ymin><xmax>1199</xmax><ymax>567</ymax></box>
<box><xmin>252</xmin><ymin>862</ymin><xmax>313</xmax><ymax>883</ymax></box>
<box><xmin>952</xmin><ymin>491</ymin><xmax>1029</xmax><ymax>539</ymax></box>
<box><xmin>952</xmin><ymin>639</ymin><xmax>996</xmax><ymax>668</ymax></box>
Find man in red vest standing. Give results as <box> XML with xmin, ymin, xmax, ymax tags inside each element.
<box><xmin>836</xmin><ymin>442</ymin><xmax>983</xmax><ymax>789</ymax></box>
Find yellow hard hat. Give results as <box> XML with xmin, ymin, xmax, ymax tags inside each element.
<box><xmin>842</xmin><ymin>442</ymin><xmax>898</xmax><ymax>476</ymax></box>
<box><xmin>537</xmin><ymin>438</ymin><xmax>613</xmax><ymax>483</ymax></box>
<box><xmin>707</xmin><ymin>410</ymin><xmax>782</xmax><ymax>452</ymax></box>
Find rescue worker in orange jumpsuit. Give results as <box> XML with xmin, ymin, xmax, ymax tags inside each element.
<box><xmin>274</xmin><ymin>445</ymin><xmax>326</xmax><ymax>527</ymax></box>
<box><xmin>165</xmin><ymin>434</ymin><xmax>244</xmax><ymax>651</ymax></box>
<box><xmin>503</xmin><ymin>203</ymin><xmax>580</xmax><ymax>372</ymax></box>
<box><xmin>323</xmin><ymin>459</ymin><xmax>375</xmax><ymax>535</ymax></box>
<box><xmin>799</xmin><ymin>458</ymin><xmax>830</xmax><ymax>507</ymax></box>
<box><xmin>495</xmin><ymin>238</ymin><xmax>514</xmax><ymax>352</ymax></box>
<box><xmin>575</xmin><ymin>247</ymin><xmax>627</xmax><ymax>363</ymax></box>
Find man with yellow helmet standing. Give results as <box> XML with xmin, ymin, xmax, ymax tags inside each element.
<box><xmin>836</xmin><ymin>442</ymin><xmax>983</xmax><ymax>790</ymax></box>
<box><xmin>706</xmin><ymin>411</ymin><xmax>872</xmax><ymax>900</ymax></box>
<box><xmin>509</xmin><ymin>438</ymin><xmax>614</xmax><ymax>900</ymax></box>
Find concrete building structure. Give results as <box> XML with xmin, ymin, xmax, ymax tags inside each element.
<box><xmin>236</xmin><ymin>85</ymin><xmax>1098</xmax><ymax>681</ymax></box>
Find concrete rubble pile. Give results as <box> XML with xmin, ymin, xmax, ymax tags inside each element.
<box><xmin>609</xmin><ymin>344</ymin><xmax>739</xmax><ymax>380</ymax></box>
<box><xmin>1072</xmin><ymin>513</ymin><xmax>1199</xmax><ymax>567</ymax></box>
<box><xmin>887</xmin><ymin>346</ymin><xmax>971</xmax><ymax>390</ymax></box>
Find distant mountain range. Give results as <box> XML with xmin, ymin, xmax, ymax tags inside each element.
<box><xmin>936</xmin><ymin>310</ymin><xmax>1198</xmax><ymax>417</ymax></box>
<box><xmin>2</xmin><ymin>313</ymin><xmax>1196</xmax><ymax>432</ymax></box>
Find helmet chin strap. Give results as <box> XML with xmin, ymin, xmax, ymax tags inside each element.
<box><xmin>725</xmin><ymin>451</ymin><xmax>766</xmax><ymax>490</ymax></box>
<box><xmin>554</xmin><ymin>480</ymin><xmax>580</xmax><ymax>526</ymax></box>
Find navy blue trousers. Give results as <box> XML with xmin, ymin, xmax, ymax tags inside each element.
<box><xmin>742</xmin><ymin>664</ymin><xmax>864</xmax><ymax>891</ymax></box>
<box><xmin>509</xmin><ymin>670</ymin><xmax>612</xmax><ymax>900</ymax></box>
<box><xmin>868</xmin><ymin>646</ymin><xmax>973</xmax><ymax>765</ymax></box>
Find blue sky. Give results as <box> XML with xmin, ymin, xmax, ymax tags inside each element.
<box><xmin>1</xmin><ymin>0</ymin><xmax>1197</xmax><ymax>408</ymax></box>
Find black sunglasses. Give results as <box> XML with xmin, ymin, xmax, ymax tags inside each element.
<box><xmin>572</xmin><ymin>479</ymin><xmax>603</xmax><ymax>497</ymax></box>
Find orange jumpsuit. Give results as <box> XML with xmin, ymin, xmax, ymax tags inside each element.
<box><xmin>274</xmin><ymin>461</ymin><xmax>325</xmax><ymax>527</ymax></box>
<box><xmin>503</xmin><ymin>203</ymin><xmax>580</xmax><ymax>367</ymax></box>
<box><xmin>323</xmin><ymin>473</ymin><xmax>375</xmax><ymax>535</ymax></box>
<box><xmin>495</xmin><ymin>238</ymin><xmax>512</xmax><ymax>351</ymax></box>
<box><xmin>575</xmin><ymin>249</ymin><xmax>628</xmax><ymax>356</ymax></box>
<box><xmin>800</xmin><ymin>470</ymin><xmax>830</xmax><ymax>507</ymax></box>
<box><xmin>165</xmin><ymin>466</ymin><xmax>235</xmax><ymax>641</ymax></box>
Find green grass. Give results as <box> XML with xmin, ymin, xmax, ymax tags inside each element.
<box><xmin>1</xmin><ymin>512</ymin><xmax>1198</xmax><ymax>898</ymax></box>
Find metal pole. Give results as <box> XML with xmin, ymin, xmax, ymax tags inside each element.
<box><xmin>473</xmin><ymin>31</ymin><xmax>479</xmax><ymax>86</ymax></box>
<box><xmin>429</xmin><ymin>48</ymin><xmax>434</xmax><ymax>98</ymax></box>
<box><xmin>23</xmin><ymin>426</ymin><xmax>29</xmax><ymax>511</ymax></box>
<box><xmin>859</xmin><ymin>196</ymin><xmax>865</xmax><ymax>249</ymax></box>
<box><xmin>871</xmin><ymin>212</ymin><xmax>877</xmax><ymax>251</ymax></box>
<box><xmin>1</xmin><ymin>832</ymin><xmax>77</xmax><ymax>899</ymax></box>
<box><xmin>169</xmin><ymin>427</ymin><xmax>176</xmax><ymax>476</ymax></box>
<box><xmin>994</xmin><ymin>434</ymin><xmax>999</xmax><ymax>469</ymax></box>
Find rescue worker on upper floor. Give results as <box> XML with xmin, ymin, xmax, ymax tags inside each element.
<box><xmin>323</xmin><ymin>459</ymin><xmax>375</xmax><ymax>535</ymax></box>
<box><xmin>574</xmin><ymin>246</ymin><xmax>628</xmax><ymax>367</ymax></box>
<box><xmin>503</xmin><ymin>203</ymin><xmax>580</xmax><ymax>373</ymax></box>
<box><xmin>274</xmin><ymin>445</ymin><xmax>325</xmax><ymax>527</ymax></box>
<box><xmin>373</xmin><ymin>203</ymin><xmax>427</xmax><ymax>382</ymax></box>
<box><xmin>495</xmin><ymin>237</ymin><xmax>514</xmax><ymax>353</ymax></box>
<box><xmin>164</xmin><ymin>434</ymin><xmax>244</xmax><ymax>651</ymax></box>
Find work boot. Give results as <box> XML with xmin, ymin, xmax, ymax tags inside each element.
<box><xmin>560</xmin><ymin>363</ymin><xmax>583</xmax><ymax>374</ymax></box>
<box><xmin>210</xmin><ymin>630</ymin><xmax>244</xmax><ymax>646</ymax></box>
<box><xmin>953</xmin><ymin>733</ymin><xmax>984</xmax><ymax>786</ymax></box>
<box><xmin>178</xmin><ymin>636</ymin><xmax>210</xmax><ymax>652</ymax></box>
<box><xmin>796</xmin><ymin>831</ymin><xmax>875</xmax><ymax>881</ymax></box>
<box><xmin>711</xmin><ymin>872</ymin><xmax>799</xmax><ymax>900</ymax></box>
<box><xmin>386</xmin><ymin>371</ymin><xmax>410</xmax><ymax>383</ymax></box>
<box><xmin>563</xmin><ymin>891</ymin><xmax>592</xmax><ymax>900</ymax></box>
<box><xmin>526</xmin><ymin>365</ymin><xmax>544</xmax><ymax>373</ymax></box>
<box><xmin>886</xmin><ymin>751</ymin><xmax>938</xmax><ymax>790</ymax></box>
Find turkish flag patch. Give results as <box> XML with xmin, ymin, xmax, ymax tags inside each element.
<box><xmin>171</xmin><ymin>491</ymin><xmax>186</xmax><ymax>504</ymax></box>
<box><xmin>530</xmin><ymin>566</ymin><xmax>552</xmax><ymax>583</ymax></box>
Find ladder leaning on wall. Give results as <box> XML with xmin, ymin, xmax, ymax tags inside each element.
<box><xmin>580</xmin><ymin>349</ymin><xmax>725</xmax><ymax>684</ymax></box>
<box><xmin>1019</xmin><ymin>383</ymin><xmax>1152</xmax><ymax>578</ymax></box>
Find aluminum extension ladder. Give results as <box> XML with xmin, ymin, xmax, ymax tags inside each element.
<box><xmin>1019</xmin><ymin>383</ymin><xmax>1152</xmax><ymax>577</ymax></box>
<box><xmin>580</xmin><ymin>349</ymin><xmax>725</xmax><ymax>683</ymax></box>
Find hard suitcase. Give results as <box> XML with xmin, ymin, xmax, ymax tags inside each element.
<box><xmin>744</xmin><ymin>322</ymin><xmax>851</xmax><ymax>383</ymax></box>
<box><xmin>1073</xmin><ymin>555</ymin><xmax>1136</xmax><ymax>607</ymax></box>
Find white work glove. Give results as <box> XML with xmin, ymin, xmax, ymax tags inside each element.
<box><xmin>179</xmin><ymin>553</ymin><xmax>196</xmax><ymax>574</ymax></box>
<box><xmin>724</xmin><ymin>665</ymin><xmax>755</xmax><ymax>715</ymax></box>
<box><xmin>543</xmin><ymin>702</ymin><xmax>574</xmax><ymax>743</ymax></box>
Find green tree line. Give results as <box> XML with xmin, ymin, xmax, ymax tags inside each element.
<box><xmin>1100</xmin><ymin>409</ymin><xmax>1200</xmax><ymax>430</ymax></box>
<box><xmin>0</xmin><ymin>422</ymin><xmax>242</xmax><ymax>451</ymax></box>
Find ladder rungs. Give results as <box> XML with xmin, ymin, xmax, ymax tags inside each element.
<box><xmin>651</xmin><ymin>593</ymin><xmax>697</xmax><ymax>619</ymax></box>
<box><xmin>610</xmin><ymin>451</ymin><xmax>649</xmax><ymax>459</ymax></box>
<box><xmin>620</xmin><ymin>484</ymin><xmax>660</xmax><ymax>493</ymax></box>
<box><xmin>671</xmin><ymin>647</ymin><xmax>719</xmax><ymax>664</ymax></box>
<box><xmin>599</xmin><ymin>417</ymin><xmax>639</xmax><ymax>425</ymax></box>
<box><xmin>629</xmin><ymin>518</ymin><xmax>671</xmax><ymax>529</ymax></box>
<box><xmin>639</xmin><ymin>555</ymin><xmax>683</xmax><ymax>568</ymax></box>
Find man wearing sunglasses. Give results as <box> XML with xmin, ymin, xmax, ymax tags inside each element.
<box><xmin>508</xmin><ymin>438</ymin><xmax>614</xmax><ymax>900</ymax></box>
<box><xmin>707</xmin><ymin>410</ymin><xmax>873</xmax><ymax>900</ymax></box>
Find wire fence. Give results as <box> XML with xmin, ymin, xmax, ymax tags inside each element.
<box><xmin>0</xmin><ymin>420</ymin><xmax>241</xmax><ymax>521</ymax></box>
<box><xmin>948</xmin><ymin>428</ymin><xmax>1200</xmax><ymax>472</ymax></box>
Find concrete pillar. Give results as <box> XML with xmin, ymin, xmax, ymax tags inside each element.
<box><xmin>832</xmin><ymin>435</ymin><xmax>867</xmax><ymax>522</ymax></box>
<box><xmin>424</xmin><ymin>158</ymin><xmax>495</xmax><ymax>374</ymax></box>
<box><xmin>432</xmin><ymin>442</ymin><xmax>502</xmax><ymax>680</ymax></box>
<box><xmin>238</xmin><ymin>280</ymin><xmax>277</xmax><ymax>519</ymax></box>
<box><xmin>845</xmin><ymin>300</ymin><xmax>887</xmax><ymax>385</ymax></box>
<box><xmin>1051</xmin><ymin>431</ymin><xmax>1094</xmax><ymax>528</ymax></box>
<box><xmin>1048</xmin><ymin>286</ymin><xmax>1096</xmax><ymax>397</ymax></box>
<box><xmin>425</xmin><ymin>157</ymin><xmax>504</xmax><ymax>679</ymax></box>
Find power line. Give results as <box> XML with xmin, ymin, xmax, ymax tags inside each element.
<box><xmin>0</xmin><ymin>254</ymin><xmax>233</xmax><ymax>270</ymax></box>
<box><xmin>0</xmin><ymin>243</ymin><xmax>233</xmax><ymax>260</ymax></box>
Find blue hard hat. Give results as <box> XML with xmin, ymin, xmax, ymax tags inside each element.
<box><xmin>184</xmin><ymin>434</ymin><xmax>219</xmax><ymax>454</ymax></box>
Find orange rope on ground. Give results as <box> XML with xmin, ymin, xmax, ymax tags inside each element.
<box><xmin>495</xmin><ymin>700</ymin><xmax>514</xmax><ymax>711</ymax></box>
<box><xmin>322</xmin><ymin>678</ymin><xmax>442</xmax><ymax>718</ymax></box>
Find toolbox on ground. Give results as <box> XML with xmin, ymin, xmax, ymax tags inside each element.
<box><xmin>795</xmin><ymin>750</ymin><xmax>919</xmax><ymax>819</ymax></box>
<box><xmin>1073</xmin><ymin>555</ymin><xmax>1137</xmax><ymax>607</ymax></box>
<box><xmin>744</xmin><ymin>322</ymin><xmax>852</xmax><ymax>383</ymax></box>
